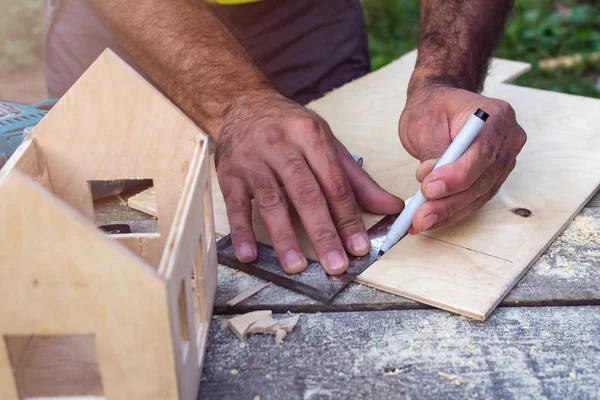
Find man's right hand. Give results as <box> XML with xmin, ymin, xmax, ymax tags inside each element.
<box><xmin>216</xmin><ymin>90</ymin><xmax>404</xmax><ymax>275</ymax></box>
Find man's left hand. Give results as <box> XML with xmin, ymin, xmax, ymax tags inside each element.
<box><xmin>398</xmin><ymin>84</ymin><xmax>527</xmax><ymax>234</ymax></box>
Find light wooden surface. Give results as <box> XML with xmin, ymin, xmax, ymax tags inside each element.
<box><xmin>212</xmin><ymin>201</ymin><xmax>600</xmax><ymax>314</ymax></box>
<box><xmin>159</xmin><ymin>141</ymin><xmax>218</xmax><ymax>400</ymax></box>
<box><xmin>127</xmin><ymin>187</ymin><xmax>158</xmax><ymax>217</ymax></box>
<box><xmin>1</xmin><ymin>51</ymin><xmax>217</xmax><ymax>399</ymax></box>
<box><xmin>211</xmin><ymin>50</ymin><xmax>600</xmax><ymax>320</ymax></box>
<box><xmin>29</xmin><ymin>49</ymin><xmax>203</xmax><ymax>259</ymax></box>
<box><xmin>0</xmin><ymin>172</ymin><xmax>178</xmax><ymax>399</ymax></box>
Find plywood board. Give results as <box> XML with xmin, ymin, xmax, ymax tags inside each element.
<box><xmin>0</xmin><ymin>172</ymin><xmax>178</xmax><ymax>399</ymax></box>
<box><xmin>210</xmin><ymin>51</ymin><xmax>600</xmax><ymax>320</ymax></box>
<box><xmin>29</xmin><ymin>50</ymin><xmax>204</xmax><ymax>259</ymax></box>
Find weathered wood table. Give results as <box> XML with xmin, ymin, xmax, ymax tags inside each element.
<box><xmin>198</xmin><ymin>190</ymin><xmax>600</xmax><ymax>399</ymax></box>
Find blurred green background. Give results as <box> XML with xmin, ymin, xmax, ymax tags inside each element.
<box><xmin>1</xmin><ymin>0</ymin><xmax>600</xmax><ymax>100</ymax></box>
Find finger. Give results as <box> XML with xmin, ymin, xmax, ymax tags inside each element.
<box><xmin>247</xmin><ymin>169</ymin><xmax>308</xmax><ymax>274</ymax></box>
<box><xmin>421</xmin><ymin>121</ymin><xmax>507</xmax><ymax>200</ymax></box>
<box><xmin>425</xmin><ymin>163</ymin><xmax>514</xmax><ymax>232</ymax></box>
<box><xmin>335</xmin><ymin>140</ymin><xmax>405</xmax><ymax>215</ymax></box>
<box><xmin>412</xmin><ymin>158</ymin><xmax>516</xmax><ymax>233</ymax></box>
<box><xmin>262</xmin><ymin>148</ymin><xmax>351</xmax><ymax>275</ymax></box>
<box><xmin>218</xmin><ymin>175</ymin><xmax>257</xmax><ymax>263</ymax></box>
<box><xmin>415</xmin><ymin>158</ymin><xmax>438</xmax><ymax>183</ymax></box>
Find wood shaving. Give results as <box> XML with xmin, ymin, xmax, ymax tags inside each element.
<box><xmin>227</xmin><ymin>311</ymin><xmax>299</xmax><ymax>345</ymax></box>
<box><xmin>569</xmin><ymin>371</ymin><xmax>577</xmax><ymax>380</ymax></box>
<box><xmin>438</xmin><ymin>372</ymin><xmax>464</xmax><ymax>385</ymax></box>
<box><xmin>277</xmin><ymin>315</ymin><xmax>300</xmax><ymax>333</ymax></box>
<box><xmin>274</xmin><ymin>329</ymin><xmax>286</xmax><ymax>345</ymax></box>
<box><xmin>556</xmin><ymin>255</ymin><xmax>569</xmax><ymax>267</ymax></box>
<box><xmin>231</xmin><ymin>369</ymin><xmax>238</xmax><ymax>376</ymax></box>
<box><xmin>226</xmin><ymin>282</ymin><xmax>272</xmax><ymax>306</ymax></box>
<box><xmin>383</xmin><ymin>368</ymin><xmax>401</xmax><ymax>376</ymax></box>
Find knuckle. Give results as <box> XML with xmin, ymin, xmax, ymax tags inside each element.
<box><xmin>479</xmin><ymin>136</ymin><xmax>498</xmax><ymax>167</ymax></box>
<box><xmin>285</xmin><ymin>157</ymin><xmax>310</xmax><ymax>178</ymax></box>
<box><xmin>224</xmin><ymin>193</ymin><xmax>250</xmax><ymax>215</ymax></box>
<box><xmin>326</xmin><ymin>172</ymin><xmax>352</xmax><ymax>202</ymax></box>
<box><xmin>477</xmin><ymin>174</ymin><xmax>494</xmax><ymax>197</ymax></box>
<box><xmin>516</xmin><ymin>129</ymin><xmax>528</xmax><ymax>150</ymax></box>
<box><xmin>314</xmin><ymin>229</ymin><xmax>338</xmax><ymax>246</ymax></box>
<box><xmin>257</xmin><ymin>189</ymin><xmax>285</xmax><ymax>213</ymax></box>
<box><xmin>293</xmin><ymin>181</ymin><xmax>323</xmax><ymax>209</ymax></box>
<box><xmin>335</xmin><ymin>212</ymin><xmax>363</xmax><ymax>232</ymax></box>
<box><xmin>270</xmin><ymin>229</ymin><xmax>296</xmax><ymax>246</ymax></box>
<box><xmin>294</xmin><ymin>116</ymin><xmax>321</xmax><ymax>136</ymax></box>
<box><xmin>261</xmin><ymin>127</ymin><xmax>286</xmax><ymax>147</ymax></box>
<box><xmin>444</xmin><ymin>201</ymin><xmax>460</xmax><ymax>218</ymax></box>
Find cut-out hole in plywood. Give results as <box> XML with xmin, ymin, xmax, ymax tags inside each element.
<box><xmin>177</xmin><ymin>280</ymin><xmax>191</xmax><ymax>363</ymax></box>
<box><xmin>4</xmin><ymin>334</ymin><xmax>105</xmax><ymax>399</ymax></box>
<box><xmin>89</xmin><ymin>179</ymin><xmax>158</xmax><ymax>234</ymax></box>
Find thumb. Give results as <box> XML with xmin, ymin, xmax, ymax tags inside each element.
<box><xmin>335</xmin><ymin>141</ymin><xmax>405</xmax><ymax>215</ymax></box>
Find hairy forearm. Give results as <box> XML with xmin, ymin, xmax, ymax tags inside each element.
<box><xmin>85</xmin><ymin>0</ymin><xmax>272</xmax><ymax>138</ymax></box>
<box><xmin>411</xmin><ymin>0</ymin><xmax>513</xmax><ymax>94</ymax></box>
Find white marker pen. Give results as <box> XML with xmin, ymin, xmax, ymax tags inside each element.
<box><xmin>378</xmin><ymin>108</ymin><xmax>490</xmax><ymax>257</ymax></box>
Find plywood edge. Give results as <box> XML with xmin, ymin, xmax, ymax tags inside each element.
<box><xmin>158</xmin><ymin>139</ymin><xmax>207</xmax><ymax>276</ymax></box>
<box><xmin>0</xmin><ymin>138</ymin><xmax>52</xmax><ymax>190</ymax></box>
<box><xmin>0</xmin><ymin>170</ymin><xmax>163</xmax><ymax>282</ymax></box>
<box><xmin>354</xmin><ymin>276</ymin><xmax>486</xmax><ymax>321</ymax></box>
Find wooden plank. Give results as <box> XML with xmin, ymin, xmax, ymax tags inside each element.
<box><xmin>127</xmin><ymin>187</ymin><xmax>158</xmax><ymax>217</ymax></box>
<box><xmin>214</xmin><ymin>208</ymin><xmax>600</xmax><ymax>313</ymax></box>
<box><xmin>199</xmin><ymin>306</ymin><xmax>600</xmax><ymax>399</ymax></box>
<box><xmin>0</xmin><ymin>172</ymin><xmax>178</xmax><ymax>399</ymax></box>
<box><xmin>159</xmin><ymin>141</ymin><xmax>217</xmax><ymax>400</ymax></box>
<box><xmin>29</xmin><ymin>50</ymin><xmax>206</xmax><ymax>260</ymax></box>
<box><xmin>211</xmin><ymin>51</ymin><xmax>600</xmax><ymax>320</ymax></box>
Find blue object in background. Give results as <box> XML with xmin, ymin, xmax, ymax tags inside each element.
<box><xmin>0</xmin><ymin>99</ymin><xmax>58</xmax><ymax>162</ymax></box>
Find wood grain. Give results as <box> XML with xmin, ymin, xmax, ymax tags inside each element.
<box><xmin>211</xmin><ymin>50</ymin><xmax>600</xmax><ymax>320</ymax></box>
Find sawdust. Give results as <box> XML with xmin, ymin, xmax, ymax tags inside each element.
<box><xmin>254</xmin><ymin>396</ymin><xmax>260</xmax><ymax>400</ymax></box>
<box><xmin>438</xmin><ymin>372</ymin><xmax>464</xmax><ymax>385</ymax></box>
<box><xmin>231</xmin><ymin>369</ymin><xmax>239</xmax><ymax>376</ymax></box>
<box><xmin>569</xmin><ymin>371</ymin><xmax>577</xmax><ymax>381</ymax></box>
<box><xmin>559</xmin><ymin>215</ymin><xmax>600</xmax><ymax>244</ymax></box>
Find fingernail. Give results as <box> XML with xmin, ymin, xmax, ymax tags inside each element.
<box><xmin>349</xmin><ymin>233</ymin><xmax>370</xmax><ymax>255</ymax></box>
<box><xmin>326</xmin><ymin>250</ymin><xmax>347</xmax><ymax>273</ymax></box>
<box><xmin>284</xmin><ymin>250</ymin><xmax>306</xmax><ymax>273</ymax></box>
<box><xmin>426</xmin><ymin>180</ymin><xmax>446</xmax><ymax>199</ymax></box>
<box><xmin>422</xmin><ymin>214</ymin><xmax>438</xmax><ymax>231</ymax></box>
<box><xmin>236</xmin><ymin>242</ymin><xmax>255</xmax><ymax>261</ymax></box>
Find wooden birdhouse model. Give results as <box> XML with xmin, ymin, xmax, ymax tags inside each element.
<box><xmin>0</xmin><ymin>50</ymin><xmax>217</xmax><ymax>399</ymax></box>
